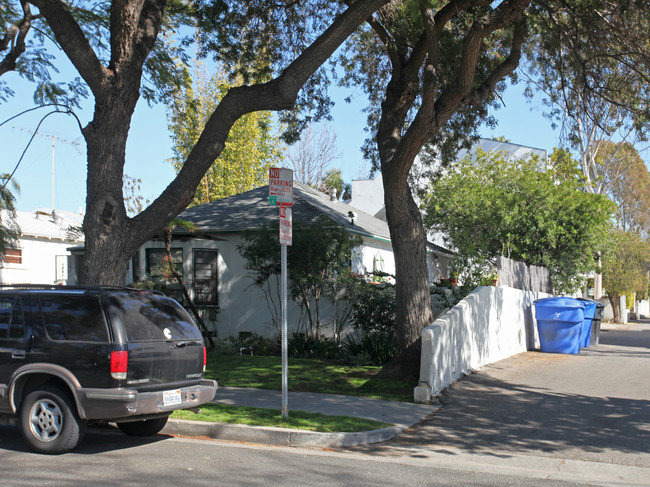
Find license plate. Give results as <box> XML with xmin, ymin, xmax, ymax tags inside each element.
<box><xmin>163</xmin><ymin>389</ymin><xmax>182</xmax><ymax>407</ymax></box>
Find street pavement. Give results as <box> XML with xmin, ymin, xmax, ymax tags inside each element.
<box><xmin>372</xmin><ymin>319</ymin><xmax>650</xmax><ymax>467</ymax></box>
<box><xmin>166</xmin><ymin>318</ymin><xmax>650</xmax><ymax>470</ymax></box>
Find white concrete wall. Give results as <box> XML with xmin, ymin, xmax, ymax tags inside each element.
<box><xmin>414</xmin><ymin>286</ymin><xmax>551</xmax><ymax>403</ymax></box>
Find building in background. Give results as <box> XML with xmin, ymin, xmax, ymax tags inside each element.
<box><xmin>0</xmin><ymin>209</ymin><xmax>84</xmax><ymax>285</ymax></box>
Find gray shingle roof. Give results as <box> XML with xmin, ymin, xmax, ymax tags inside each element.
<box><xmin>177</xmin><ymin>182</ymin><xmax>452</xmax><ymax>255</ymax></box>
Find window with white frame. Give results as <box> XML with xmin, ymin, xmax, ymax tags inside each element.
<box><xmin>193</xmin><ymin>250</ymin><xmax>218</xmax><ymax>306</ymax></box>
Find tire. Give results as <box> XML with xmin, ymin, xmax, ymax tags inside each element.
<box><xmin>116</xmin><ymin>416</ymin><xmax>169</xmax><ymax>437</ymax></box>
<box><xmin>20</xmin><ymin>385</ymin><xmax>87</xmax><ymax>454</ymax></box>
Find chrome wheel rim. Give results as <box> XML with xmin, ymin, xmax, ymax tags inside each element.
<box><xmin>29</xmin><ymin>398</ymin><xmax>63</xmax><ymax>442</ymax></box>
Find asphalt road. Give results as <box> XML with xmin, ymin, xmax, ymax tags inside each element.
<box><xmin>0</xmin><ymin>321</ymin><xmax>647</xmax><ymax>486</ymax></box>
<box><xmin>354</xmin><ymin>320</ymin><xmax>650</xmax><ymax>468</ymax></box>
<box><xmin>0</xmin><ymin>427</ymin><xmax>596</xmax><ymax>486</ymax></box>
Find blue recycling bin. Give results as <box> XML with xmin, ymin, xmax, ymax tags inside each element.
<box><xmin>576</xmin><ymin>298</ymin><xmax>598</xmax><ymax>348</ymax></box>
<box><xmin>534</xmin><ymin>297</ymin><xmax>585</xmax><ymax>354</ymax></box>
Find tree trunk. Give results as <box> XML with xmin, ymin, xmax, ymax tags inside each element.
<box><xmin>382</xmin><ymin>173</ymin><xmax>434</xmax><ymax>351</ymax></box>
<box><xmin>81</xmin><ymin>92</ymin><xmax>140</xmax><ymax>286</ymax></box>
<box><xmin>608</xmin><ymin>294</ymin><xmax>621</xmax><ymax>323</ymax></box>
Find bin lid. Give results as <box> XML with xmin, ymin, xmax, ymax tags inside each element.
<box><xmin>534</xmin><ymin>297</ymin><xmax>584</xmax><ymax>308</ymax></box>
<box><xmin>534</xmin><ymin>297</ymin><xmax>585</xmax><ymax>322</ymax></box>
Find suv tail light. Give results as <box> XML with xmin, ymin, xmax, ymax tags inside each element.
<box><xmin>111</xmin><ymin>350</ymin><xmax>128</xmax><ymax>379</ymax></box>
<box><xmin>203</xmin><ymin>347</ymin><xmax>207</xmax><ymax>373</ymax></box>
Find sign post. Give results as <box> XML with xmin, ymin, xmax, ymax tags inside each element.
<box><xmin>269</xmin><ymin>168</ymin><xmax>293</xmax><ymax>419</ymax></box>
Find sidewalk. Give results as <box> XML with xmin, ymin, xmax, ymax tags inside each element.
<box><xmin>163</xmin><ymin>387</ymin><xmax>438</xmax><ymax>448</ymax></box>
<box><xmin>164</xmin><ymin>319</ymin><xmax>649</xmax><ymax>454</ymax></box>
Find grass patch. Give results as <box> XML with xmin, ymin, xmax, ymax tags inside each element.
<box><xmin>206</xmin><ymin>353</ymin><xmax>414</xmax><ymax>402</ymax></box>
<box><xmin>171</xmin><ymin>404</ymin><xmax>390</xmax><ymax>432</ymax></box>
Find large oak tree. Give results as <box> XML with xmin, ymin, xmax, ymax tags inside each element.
<box><xmin>337</xmin><ymin>0</ymin><xmax>650</xmax><ymax>353</ymax></box>
<box><xmin>1</xmin><ymin>0</ymin><xmax>391</xmax><ymax>284</ymax></box>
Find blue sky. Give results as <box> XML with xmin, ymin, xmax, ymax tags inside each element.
<box><xmin>3</xmin><ymin>70</ymin><xmax>561</xmax><ymax>214</ymax></box>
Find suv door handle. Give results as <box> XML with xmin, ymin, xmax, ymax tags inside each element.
<box><xmin>12</xmin><ymin>350</ymin><xmax>26</xmax><ymax>359</ymax></box>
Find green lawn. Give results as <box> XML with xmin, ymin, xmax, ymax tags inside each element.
<box><xmin>171</xmin><ymin>403</ymin><xmax>391</xmax><ymax>432</ymax></box>
<box><xmin>205</xmin><ymin>353</ymin><xmax>414</xmax><ymax>402</ymax></box>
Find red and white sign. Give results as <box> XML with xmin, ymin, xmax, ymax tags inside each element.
<box><xmin>279</xmin><ymin>207</ymin><xmax>292</xmax><ymax>246</ymax></box>
<box><xmin>269</xmin><ymin>167</ymin><xmax>293</xmax><ymax>207</ymax></box>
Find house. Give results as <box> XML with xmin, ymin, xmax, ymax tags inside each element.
<box><xmin>130</xmin><ymin>182</ymin><xmax>454</xmax><ymax>339</ymax></box>
<box><xmin>0</xmin><ymin>208</ymin><xmax>84</xmax><ymax>285</ymax></box>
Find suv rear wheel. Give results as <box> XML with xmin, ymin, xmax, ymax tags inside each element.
<box><xmin>19</xmin><ymin>385</ymin><xmax>87</xmax><ymax>454</ymax></box>
<box><xmin>116</xmin><ymin>416</ymin><xmax>169</xmax><ymax>437</ymax></box>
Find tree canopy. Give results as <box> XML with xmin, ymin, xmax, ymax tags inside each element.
<box><xmin>0</xmin><ymin>0</ymin><xmax>391</xmax><ymax>285</ymax></box>
<box><xmin>237</xmin><ymin>216</ymin><xmax>362</xmax><ymax>337</ymax></box>
<box><xmin>422</xmin><ymin>149</ymin><xmax>614</xmax><ymax>292</ymax></box>
<box><xmin>167</xmin><ymin>66</ymin><xmax>284</xmax><ymax>205</ymax></box>
<box><xmin>0</xmin><ymin>174</ymin><xmax>19</xmax><ymax>256</ymax></box>
<box><xmin>333</xmin><ymin>0</ymin><xmax>650</xmax><ymax>352</ymax></box>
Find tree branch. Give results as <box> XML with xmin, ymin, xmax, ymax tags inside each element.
<box><xmin>132</xmin><ymin>0</ymin><xmax>392</xmax><ymax>238</ymax></box>
<box><xmin>30</xmin><ymin>0</ymin><xmax>108</xmax><ymax>95</ymax></box>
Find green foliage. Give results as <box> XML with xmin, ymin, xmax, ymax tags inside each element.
<box><xmin>602</xmin><ymin>229</ymin><xmax>650</xmax><ymax>299</ymax></box>
<box><xmin>214</xmin><ymin>334</ymin><xmax>279</xmax><ymax>356</ymax></box>
<box><xmin>167</xmin><ymin>66</ymin><xmax>284</xmax><ymax>205</ymax></box>
<box><xmin>194</xmin><ymin>0</ymin><xmax>343</xmax><ymax>142</ymax></box>
<box><xmin>171</xmin><ymin>403</ymin><xmax>390</xmax><ymax>432</ymax></box>
<box><xmin>423</xmin><ymin>149</ymin><xmax>615</xmax><ymax>293</ymax></box>
<box><xmin>288</xmin><ymin>333</ymin><xmax>340</xmax><ymax>360</ymax></box>
<box><xmin>600</xmin><ymin>141</ymin><xmax>650</xmax><ymax>235</ymax></box>
<box><xmin>0</xmin><ymin>174</ymin><xmax>19</xmax><ymax>256</ymax></box>
<box><xmin>430</xmin><ymin>257</ymin><xmax>496</xmax><ymax>309</ymax></box>
<box><xmin>320</xmin><ymin>168</ymin><xmax>344</xmax><ymax>197</ymax></box>
<box><xmin>238</xmin><ymin>216</ymin><xmax>363</xmax><ymax>337</ymax></box>
<box><xmin>346</xmin><ymin>282</ymin><xmax>397</xmax><ymax>366</ymax></box>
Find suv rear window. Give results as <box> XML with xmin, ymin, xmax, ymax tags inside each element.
<box><xmin>40</xmin><ymin>295</ymin><xmax>109</xmax><ymax>342</ymax></box>
<box><xmin>109</xmin><ymin>293</ymin><xmax>202</xmax><ymax>342</ymax></box>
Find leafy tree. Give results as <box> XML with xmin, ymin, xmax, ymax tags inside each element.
<box><xmin>336</xmin><ymin>0</ymin><xmax>649</xmax><ymax>354</ymax></box>
<box><xmin>525</xmin><ymin>0</ymin><xmax>650</xmax><ymax>195</ymax></box>
<box><xmin>0</xmin><ymin>174</ymin><xmax>19</xmax><ymax>256</ymax></box>
<box><xmin>0</xmin><ymin>0</ymin><xmax>391</xmax><ymax>286</ymax></box>
<box><xmin>601</xmin><ymin>142</ymin><xmax>650</xmax><ymax>236</ymax></box>
<box><xmin>167</xmin><ymin>66</ymin><xmax>284</xmax><ymax>205</ymax></box>
<box><xmin>423</xmin><ymin>149</ymin><xmax>615</xmax><ymax>293</ymax></box>
<box><xmin>602</xmin><ymin>230</ymin><xmax>650</xmax><ymax>322</ymax></box>
<box><xmin>237</xmin><ymin>216</ymin><xmax>362</xmax><ymax>338</ymax></box>
<box><xmin>319</xmin><ymin>168</ymin><xmax>345</xmax><ymax>199</ymax></box>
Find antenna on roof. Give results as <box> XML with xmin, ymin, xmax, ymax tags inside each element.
<box><xmin>13</xmin><ymin>127</ymin><xmax>83</xmax><ymax>212</ymax></box>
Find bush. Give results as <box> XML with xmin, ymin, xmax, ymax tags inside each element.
<box><xmin>288</xmin><ymin>333</ymin><xmax>341</xmax><ymax>360</ymax></box>
<box><xmin>343</xmin><ymin>331</ymin><xmax>396</xmax><ymax>366</ymax></box>
<box><xmin>346</xmin><ymin>282</ymin><xmax>397</xmax><ymax>366</ymax></box>
<box><xmin>214</xmin><ymin>334</ymin><xmax>280</xmax><ymax>356</ymax></box>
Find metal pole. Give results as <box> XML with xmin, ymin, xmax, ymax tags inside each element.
<box><xmin>281</xmin><ymin>243</ymin><xmax>288</xmax><ymax>419</ymax></box>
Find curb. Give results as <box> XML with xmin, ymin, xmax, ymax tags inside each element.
<box><xmin>162</xmin><ymin>419</ymin><xmax>404</xmax><ymax>448</ymax></box>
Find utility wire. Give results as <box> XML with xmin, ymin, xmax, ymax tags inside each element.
<box><xmin>1</xmin><ymin>104</ymin><xmax>84</xmax><ymax>190</ymax></box>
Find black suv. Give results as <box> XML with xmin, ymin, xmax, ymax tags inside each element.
<box><xmin>0</xmin><ymin>285</ymin><xmax>217</xmax><ymax>454</ymax></box>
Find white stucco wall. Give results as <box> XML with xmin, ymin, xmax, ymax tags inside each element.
<box><xmin>414</xmin><ymin>286</ymin><xmax>552</xmax><ymax>403</ymax></box>
<box><xmin>136</xmin><ymin>233</ymin><xmax>452</xmax><ymax>339</ymax></box>
<box><xmin>0</xmin><ymin>237</ymin><xmax>77</xmax><ymax>284</ymax></box>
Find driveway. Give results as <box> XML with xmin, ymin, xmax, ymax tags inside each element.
<box><xmin>360</xmin><ymin>320</ymin><xmax>650</xmax><ymax>468</ymax></box>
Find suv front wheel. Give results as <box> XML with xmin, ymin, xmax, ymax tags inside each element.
<box><xmin>20</xmin><ymin>385</ymin><xmax>87</xmax><ymax>454</ymax></box>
